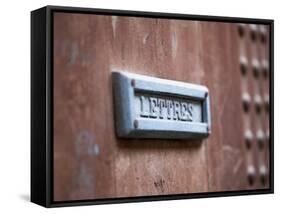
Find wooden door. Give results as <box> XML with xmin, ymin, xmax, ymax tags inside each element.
<box><xmin>53</xmin><ymin>12</ymin><xmax>270</xmax><ymax>201</ymax></box>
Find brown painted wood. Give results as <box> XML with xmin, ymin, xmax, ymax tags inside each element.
<box><xmin>53</xmin><ymin>13</ymin><xmax>269</xmax><ymax>201</ymax></box>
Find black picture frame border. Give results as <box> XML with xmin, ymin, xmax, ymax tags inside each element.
<box><xmin>31</xmin><ymin>5</ymin><xmax>274</xmax><ymax>208</ymax></box>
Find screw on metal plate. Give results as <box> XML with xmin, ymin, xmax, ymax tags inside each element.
<box><xmin>134</xmin><ymin>120</ymin><xmax>138</xmax><ymax>129</ymax></box>
<box><xmin>205</xmin><ymin>92</ymin><xmax>208</xmax><ymax>98</ymax></box>
<box><xmin>131</xmin><ymin>79</ymin><xmax>136</xmax><ymax>87</ymax></box>
<box><xmin>206</xmin><ymin>125</ymin><xmax>210</xmax><ymax>133</ymax></box>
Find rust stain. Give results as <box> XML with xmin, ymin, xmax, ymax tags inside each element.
<box><xmin>171</xmin><ymin>30</ymin><xmax>178</xmax><ymax>59</ymax></box>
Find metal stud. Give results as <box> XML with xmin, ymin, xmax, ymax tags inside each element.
<box><xmin>259</xmin><ymin>165</ymin><xmax>267</xmax><ymax>186</ymax></box>
<box><xmin>242</xmin><ymin>92</ymin><xmax>251</xmax><ymax>112</ymax></box>
<box><xmin>252</xmin><ymin>58</ymin><xmax>260</xmax><ymax>78</ymax></box>
<box><xmin>238</xmin><ymin>24</ymin><xmax>245</xmax><ymax>37</ymax></box>
<box><xmin>249</xmin><ymin>24</ymin><xmax>258</xmax><ymax>41</ymax></box>
<box><xmin>256</xmin><ymin>129</ymin><xmax>265</xmax><ymax>149</ymax></box>
<box><xmin>254</xmin><ymin>94</ymin><xmax>262</xmax><ymax>113</ymax></box>
<box><xmin>266</xmin><ymin>130</ymin><xmax>270</xmax><ymax>146</ymax></box>
<box><xmin>247</xmin><ymin>165</ymin><xmax>256</xmax><ymax>186</ymax></box>
<box><xmin>240</xmin><ymin>56</ymin><xmax>248</xmax><ymax>75</ymax></box>
<box><xmin>264</xmin><ymin>94</ymin><xmax>269</xmax><ymax>112</ymax></box>
<box><xmin>259</xmin><ymin>25</ymin><xmax>267</xmax><ymax>43</ymax></box>
<box><xmin>261</xmin><ymin>59</ymin><xmax>269</xmax><ymax>78</ymax></box>
<box><xmin>244</xmin><ymin>129</ymin><xmax>253</xmax><ymax>149</ymax></box>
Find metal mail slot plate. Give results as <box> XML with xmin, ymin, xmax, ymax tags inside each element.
<box><xmin>112</xmin><ymin>71</ymin><xmax>211</xmax><ymax>139</ymax></box>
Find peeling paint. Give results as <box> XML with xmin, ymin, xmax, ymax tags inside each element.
<box><xmin>233</xmin><ymin>158</ymin><xmax>242</xmax><ymax>174</ymax></box>
<box><xmin>75</xmin><ymin>130</ymin><xmax>100</xmax><ymax>156</ymax></box>
<box><xmin>116</xmin><ymin>155</ymin><xmax>130</xmax><ymax>177</ymax></box>
<box><xmin>111</xmin><ymin>16</ymin><xmax>118</xmax><ymax>38</ymax></box>
<box><xmin>91</xmin><ymin>144</ymin><xmax>100</xmax><ymax>156</ymax></box>
<box><xmin>171</xmin><ymin>31</ymin><xmax>178</xmax><ymax>59</ymax></box>
<box><xmin>78</xmin><ymin>165</ymin><xmax>92</xmax><ymax>188</ymax></box>
<box><xmin>223</xmin><ymin>145</ymin><xmax>239</xmax><ymax>155</ymax></box>
<box><xmin>69</xmin><ymin>42</ymin><xmax>79</xmax><ymax>65</ymax></box>
<box><xmin>72</xmin><ymin>130</ymin><xmax>100</xmax><ymax>199</ymax></box>
<box><xmin>61</xmin><ymin>41</ymin><xmax>93</xmax><ymax>67</ymax></box>
<box><xmin>142</xmin><ymin>32</ymin><xmax>151</xmax><ymax>44</ymax></box>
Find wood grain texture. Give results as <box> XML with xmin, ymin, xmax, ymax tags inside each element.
<box><xmin>53</xmin><ymin>13</ymin><xmax>268</xmax><ymax>201</ymax></box>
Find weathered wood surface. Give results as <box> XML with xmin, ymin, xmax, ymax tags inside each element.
<box><xmin>53</xmin><ymin>13</ymin><xmax>269</xmax><ymax>201</ymax></box>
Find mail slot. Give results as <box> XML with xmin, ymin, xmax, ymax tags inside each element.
<box><xmin>113</xmin><ymin>71</ymin><xmax>211</xmax><ymax>139</ymax></box>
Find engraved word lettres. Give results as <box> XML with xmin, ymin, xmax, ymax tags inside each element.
<box><xmin>113</xmin><ymin>71</ymin><xmax>210</xmax><ymax>138</ymax></box>
<box><xmin>139</xmin><ymin>95</ymin><xmax>193</xmax><ymax>121</ymax></box>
